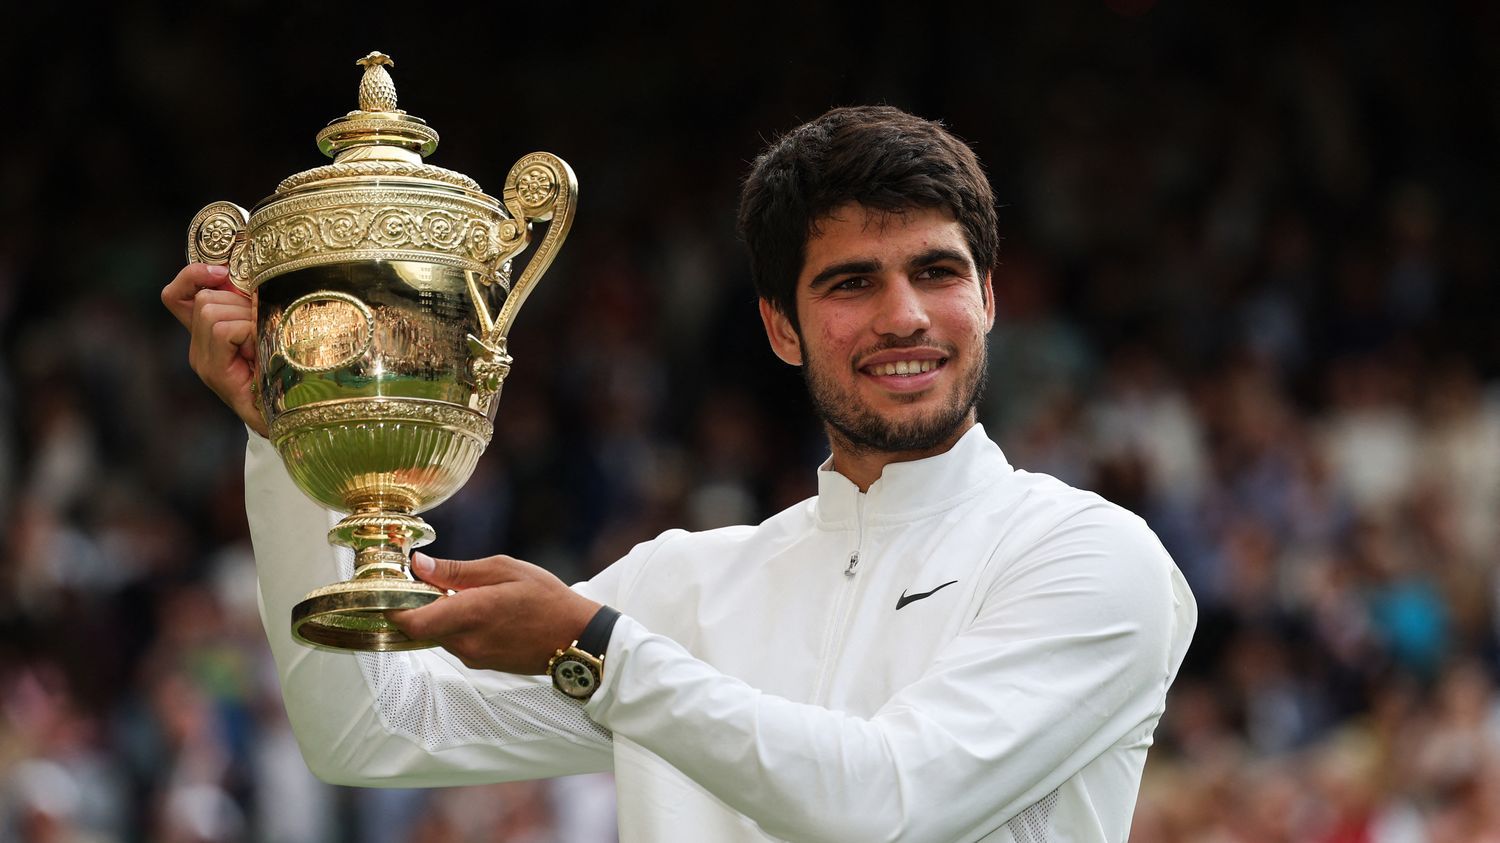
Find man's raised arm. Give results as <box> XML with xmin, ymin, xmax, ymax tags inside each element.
<box><xmin>166</xmin><ymin>262</ymin><xmax>620</xmax><ymax>785</ymax></box>
<box><xmin>244</xmin><ymin>433</ymin><xmax>628</xmax><ymax>785</ymax></box>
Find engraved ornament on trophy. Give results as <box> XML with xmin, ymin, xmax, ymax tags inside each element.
<box><xmin>186</xmin><ymin>52</ymin><xmax>576</xmax><ymax>652</ymax></box>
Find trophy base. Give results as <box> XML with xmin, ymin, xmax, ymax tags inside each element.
<box><xmin>292</xmin><ymin>578</ymin><xmax>444</xmax><ymax>652</ymax></box>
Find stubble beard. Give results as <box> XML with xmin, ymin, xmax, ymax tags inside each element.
<box><xmin>800</xmin><ymin>334</ymin><xmax>989</xmax><ymax>457</ymax></box>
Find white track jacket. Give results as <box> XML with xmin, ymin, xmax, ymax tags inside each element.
<box><xmin>245</xmin><ymin>424</ymin><xmax>1196</xmax><ymax>842</ymax></box>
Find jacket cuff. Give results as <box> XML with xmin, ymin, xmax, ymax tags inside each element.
<box><xmin>582</xmin><ymin>613</ymin><xmax>646</xmax><ymax>719</ymax></box>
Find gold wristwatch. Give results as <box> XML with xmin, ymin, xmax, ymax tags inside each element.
<box><xmin>547</xmin><ymin>606</ymin><xmax>620</xmax><ymax>701</ymax></box>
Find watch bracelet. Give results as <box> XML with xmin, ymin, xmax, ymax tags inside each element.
<box><xmin>578</xmin><ymin>604</ymin><xmax>622</xmax><ymax>658</ymax></box>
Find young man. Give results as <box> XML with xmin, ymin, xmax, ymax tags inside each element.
<box><xmin>165</xmin><ymin>106</ymin><xmax>1195</xmax><ymax>842</ymax></box>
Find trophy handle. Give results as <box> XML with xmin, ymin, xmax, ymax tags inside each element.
<box><xmin>186</xmin><ymin>201</ymin><xmax>253</xmax><ymax>293</ymax></box>
<box><xmin>490</xmin><ymin>152</ymin><xmax>577</xmax><ymax>338</ymax></box>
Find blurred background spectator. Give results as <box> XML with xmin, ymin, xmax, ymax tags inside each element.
<box><xmin>3</xmin><ymin>1</ymin><xmax>1499</xmax><ymax>840</ymax></box>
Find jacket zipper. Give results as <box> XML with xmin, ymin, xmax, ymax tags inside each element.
<box><xmin>815</xmin><ymin>493</ymin><xmax>867</xmax><ymax>704</ymax></box>
<box><xmin>845</xmin><ymin>494</ymin><xmax>864</xmax><ymax>576</ymax></box>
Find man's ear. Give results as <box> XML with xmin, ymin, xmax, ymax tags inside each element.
<box><xmin>982</xmin><ymin>271</ymin><xmax>996</xmax><ymax>332</ymax></box>
<box><xmin>759</xmin><ymin>298</ymin><xmax>803</xmax><ymax>366</ymax></box>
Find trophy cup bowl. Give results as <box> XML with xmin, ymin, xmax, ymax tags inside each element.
<box><xmin>186</xmin><ymin>52</ymin><xmax>576</xmax><ymax>652</ymax></box>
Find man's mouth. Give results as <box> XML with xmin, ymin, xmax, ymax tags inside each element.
<box><xmin>862</xmin><ymin>358</ymin><xmax>947</xmax><ymax>377</ymax></box>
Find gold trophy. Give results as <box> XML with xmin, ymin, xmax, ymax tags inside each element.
<box><xmin>186</xmin><ymin>52</ymin><xmax>576</xmax><ymax>652</ymax></box>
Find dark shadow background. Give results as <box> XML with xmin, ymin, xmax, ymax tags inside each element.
<box><xmin>3</xmin><ymin>1</ymin><xmax>1500</xmax><ymax>840</ymax></box>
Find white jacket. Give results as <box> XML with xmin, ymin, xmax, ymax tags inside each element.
<box><xmin>246</xmin><ymin>424</ymin><xmax>1196</xmax><ymax>842</ymax></box>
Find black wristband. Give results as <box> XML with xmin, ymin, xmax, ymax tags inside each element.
<box><xmin>577</xmin><ymin>605</ymin><xmax>621</xmax><ymax>658</ymax></box>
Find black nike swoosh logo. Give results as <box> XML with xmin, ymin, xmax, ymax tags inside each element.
<box><xmin>895</xmin><ymin>580</ymin><xmax>959</xmax><ymax>610</ymax></box>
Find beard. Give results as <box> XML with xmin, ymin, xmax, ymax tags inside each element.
<box><xmin>800</xmin><ymin>335</ymin><xmax>989</xmax><ymax>456</ymax></box>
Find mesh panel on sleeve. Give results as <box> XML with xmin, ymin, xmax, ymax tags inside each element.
<box><xmin>330</xmin><ymin>524</ymin><xmax>610</xmax><ymax>752</ymax></box>
<box><xmin>355</xmin><ymin>651</ymin><xmax>613</xmax><ymax>752</ymax></box>
<box><xmin>333</xmin><ymin>544</ymin><xmax>356</xmax><ymax>579</ymax></box>
<box><xmin>1005</xmin><ymin>789</ymin><xmax>1059</xmax><ymax>843</ymax></box>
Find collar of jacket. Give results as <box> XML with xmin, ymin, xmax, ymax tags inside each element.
<box><xmin>813</xmin><ymin>424</ymin><xmax>1013</xmax><ymax>526</ymax></box>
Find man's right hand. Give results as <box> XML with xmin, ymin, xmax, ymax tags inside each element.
<box><xmin>162</xmin><ymin>264</ymin><xmax>267</xmax><ymax>438</ymax></box>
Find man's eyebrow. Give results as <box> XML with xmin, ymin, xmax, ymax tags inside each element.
<box><xmin>907</xmin><ymin>248</ymin><xmax>972</xmax><ymax>270</ymax></box>
<box><xmin>807</xmin><ymin>259</ymin><xmax>882</xmax><ymax>290</ymax></box>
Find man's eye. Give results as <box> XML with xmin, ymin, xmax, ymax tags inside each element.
<box><xmin>917</xmin><ymin>266</ymin><xmax>957</xmax><ymax>280</ymax></box>
<box><xmin>832</xmin><ymin>277</ymin><xmax>870</xmax><ymax>291</ymax></box>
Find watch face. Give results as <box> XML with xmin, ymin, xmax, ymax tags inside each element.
<box><xmin>554</xmin><ymin>657</ymin><xmax>598</xmax><ymax>699</ymax></box>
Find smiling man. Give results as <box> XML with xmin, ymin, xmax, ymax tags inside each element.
<box><xmin>761</xmin><ymin>202</ymin><xmax>993</xmax><ymax>486</ymax></box>
<box><xmin>166</xmin><ymin>105</ymin><xmax>1196</xmax><ymax>842</ymax></box>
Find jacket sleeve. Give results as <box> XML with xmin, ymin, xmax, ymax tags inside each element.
<box><xmin>583</xmin><ymin>504</ymin><xmax>1198</xmax><ymax>842</ymax></box>
<box><xmin>245</xmin><ymin>432</ymin><xmax>633</xmax><ymax>787</ymax></box>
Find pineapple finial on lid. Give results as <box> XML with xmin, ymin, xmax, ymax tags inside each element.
<box><xmin>313</xmin><ymin>51</ymin><xmax>438</xmax><ymax>161</ymax></box>
<box><xmin>356</xmin><ymin>51</ymin><xmax>399</xmax><ymax>113</ymax></box>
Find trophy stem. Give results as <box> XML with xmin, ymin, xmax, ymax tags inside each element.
<box><xmin>333</xmin><ymin>504</ymin><xmax>434</xmax><ymax>580</ymax></box>
<box><xmin>290</xmin><ymin>508</ymin><xmax>444</xmax><ymax>652</ymax></box>
<box><xmin>352</xmin><ymin>548</ymin><xmax>419</xmax><ymax>581</ymax></box>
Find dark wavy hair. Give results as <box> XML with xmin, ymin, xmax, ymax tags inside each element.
<box><xmin>737</xmin><ymin>105</ymin><xmax>999</xmax><ymax>330</ymax></box>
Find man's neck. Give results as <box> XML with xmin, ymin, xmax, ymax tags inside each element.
<box><xmin>826</xmin><ymin>418</ymin><xmax>977</xmax><ymax>493</ymax></box>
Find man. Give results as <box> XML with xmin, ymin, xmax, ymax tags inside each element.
<box><xmin>164</xmin><ymin>105</ymin><xmax>1196</xmax><ymax>842</ymax></box>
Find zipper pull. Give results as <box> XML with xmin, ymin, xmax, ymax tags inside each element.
<box><xmin>845</xmin><ymin>551</ymin><xmax>860</xmax><ymax>577</ymax></box>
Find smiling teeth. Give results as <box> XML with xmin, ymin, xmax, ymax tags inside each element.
<box><xmin>879</xmin><ymin>360</ymin><xmax>936</xmax><ymax>376</ymax></box>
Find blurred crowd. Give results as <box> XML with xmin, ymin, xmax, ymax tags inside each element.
<box><xmin>3</xmin><ymin>2</ymin><xmax>1500</xmax><ymax>841</ymax></box>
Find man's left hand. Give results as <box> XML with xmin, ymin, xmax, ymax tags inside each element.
<box><xmin>388</xmin><ymin>553</ymin><xmax>602</xmax><ymax>675</ymax></box>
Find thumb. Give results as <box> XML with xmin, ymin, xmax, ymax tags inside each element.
<box><xmin>411</xmin><ymin>552</ymin><xmax>511</xmax><ymax>590</ymax></box>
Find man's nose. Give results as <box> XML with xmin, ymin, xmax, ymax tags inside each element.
<box><xmin>872</xmin><ymin>278</ymin><xmax>931</xmax><ymax>337</ymax></box>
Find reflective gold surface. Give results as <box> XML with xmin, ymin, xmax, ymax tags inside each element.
<box><xmin>186</xmin><ymin>52</ymin><xmax>575</xmax><ymax>651</ymax></box>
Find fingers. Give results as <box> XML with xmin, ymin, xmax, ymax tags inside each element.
<box><xmin>162</xmin><ymin>263</ymin><xmax>240</xmax><ymax>328</ymax></box>
<box><xmin>169</xmin><ymin>264</ymin><xmax>262</xmax><ymax>436</ymax></box>
<box><xmin>195</xmin><ymin>298</ymin><xmax>255</xmax><ymax>333</ymax></box>
<box><xmin>189</xmin><ymin>295</ymin><xmax>255</xmax><ymax>373</ymax></box>
<box><xmin>386</xmin><ymin>582</ymin><xmax>600</xmax><ymax>673</ymax></box>
<box><xmin>212</xmin><ymin>316</ymin><xmax>255</xmax><ymax>354</ymax></box>
<box><xmin>410</xmin><ymin>552</ymin><xmax>523</xmax><ymax>591</ymax></box>
<box><xmin>193</xmin><ymin>288</ymin><xmax>254</xmax><ymax>311</ymax></box>
<box><xmin>388</xmin><ymin>589</ymin><xmax>494</xmax><ymax>644</ymax></box>
<box><xmin>188</xmin><ymin>288</ymin><xmax>265</xmax><ymax>435</ymax></box>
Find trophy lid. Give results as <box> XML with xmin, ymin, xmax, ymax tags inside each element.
<box><xmin>276</xmin><ymin>52</ymin><xmax>482</xmax><ymax>194</ymax></box>
<box><xmin>191</xmin><ymin>49</ymin><xmax>575</xmax><ymax>300</ymax></box>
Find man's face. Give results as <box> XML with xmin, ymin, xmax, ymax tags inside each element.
<box><xmin>760</xmin><ymin>203</ymin><xmax>995</xmax><ymax>456</ymax></box>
